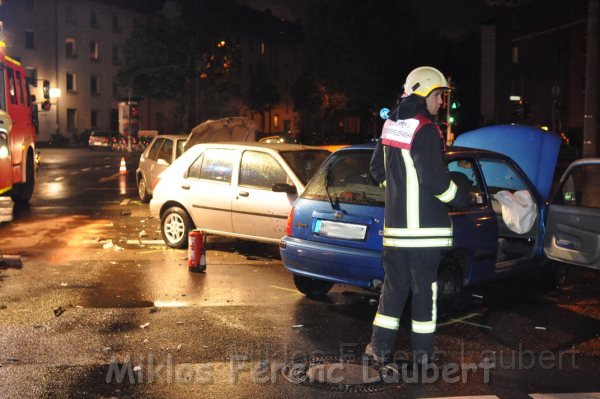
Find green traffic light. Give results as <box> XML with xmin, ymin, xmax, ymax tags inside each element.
<box><xmin>451</xmin><ymin>102</ymin><xmax>457</xmax><ymax>109</ymax></box>
<box><xmin>449</xmin><ymin>116</ymin><xmax>455</xmax><ymax>123</ymax></box>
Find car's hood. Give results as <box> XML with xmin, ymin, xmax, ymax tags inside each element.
<box><xmin>454</xmin><ymin>124</ymin><xmax>561</xmax><ymax>200</ymax></box>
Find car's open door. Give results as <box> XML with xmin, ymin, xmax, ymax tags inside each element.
<box><xmin>544</xmin><ymin>159</ymin><xmax>600</xmax><ymax>271</ymax></box>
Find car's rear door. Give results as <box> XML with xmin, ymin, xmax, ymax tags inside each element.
<box><xmin>232</xmin><ymin>150</ymin><xmax>295</xmax><ymax>241</ymax></box>
<box><xmin>544</xmin><ymin>159</ymin><xmax>600</xmax><ymax>271</ymax></box>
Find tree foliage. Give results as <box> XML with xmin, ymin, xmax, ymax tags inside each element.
<box><xmin>118</xmin><ymin>0</ymin><xmax>241</xmax><ymax>132</ymax></box>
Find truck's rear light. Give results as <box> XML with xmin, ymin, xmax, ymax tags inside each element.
<box><xmin>285</xmin><ymin>206</ymin><xmax>295</xmax><ymax>237</ymax></box>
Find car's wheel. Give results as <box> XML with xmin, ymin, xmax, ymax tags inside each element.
<box><xmin>292</xmin><ymin>274</ymin><xmax>333</xmax><ymax>297</ymax></box>
<box><xmin>161</xmin><ymin>206</ymin><xmax>193</xmax><ymax>249</ymax></box>
<box><xmin>138</xmin><ymin>176</ymin><xmax>151</xmax><ymax>203</ymax></box>
<box><xmin>437</xmin><ymin>259</ymin><xmax>464</xmax><ymax>313</ymax></box>
<box><xmin>11</xmin><ymin>152</ymin><xmax>35</xmax><ymax>204</ymax></box>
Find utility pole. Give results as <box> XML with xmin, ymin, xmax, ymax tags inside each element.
<box><xmin>583</xmin><ymin>0</ymin><xmax>598</xmax><ymax>157</ymax></box>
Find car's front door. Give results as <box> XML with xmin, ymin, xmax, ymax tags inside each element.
<box><xmin>232</xmin><ymin>150</ymin><xmax>296</xmax><ymax>241</ymax></box>
<box><xmin>544</xmin><ymin>160</ymin><xmax>600</xmax><ymax>271</ymax></box>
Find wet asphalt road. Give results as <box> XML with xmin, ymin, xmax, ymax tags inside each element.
<box><xmin>0</xmin><ymin>148</ymin><xmax>599</xmax><ymax>399</ymax></box>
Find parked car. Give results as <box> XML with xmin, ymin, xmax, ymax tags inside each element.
<box><xmin>149</xmin><ymin>142</ymin><xmax>330</xmax><ymax>248</ymax></box>
<box><xmin>88</xmin><ymin>130</ymin><xmax>121</xmax><ymax>150</ymax></box>
<box><xmin>279</xmin><ymin>128</ymin><xmax>599</xmax><ymax>306</ymax></box>
<box><xmin>136</xmin><ymin>134</ymin><xmax>187</xmax><ymax>202</ymax></box>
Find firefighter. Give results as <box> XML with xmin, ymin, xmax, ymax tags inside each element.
<box><xmin>365</xmin><ymin>66</ymin><xmax>469</xmax><ymax>366</ymax></box>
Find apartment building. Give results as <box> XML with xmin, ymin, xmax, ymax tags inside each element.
<box><xmin>0</xmin><ymin>0</ymin><xmax>149</xmax><ymax>143</ymax></box>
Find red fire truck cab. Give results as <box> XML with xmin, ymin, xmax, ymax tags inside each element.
<box><xmin>0</xmin><ymin>41</ymin><xmax>37</xmax><ymax>205</ymax></box>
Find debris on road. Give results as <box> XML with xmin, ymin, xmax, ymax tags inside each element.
<box><xmin>139</xmin><ymin>230</ymin><xmax>148</xmax><ymax>238</ymax></box>
<box><xmin>292</xmin><ymin>324</ymin><xmax>303</xmax><ymax>328</ymax></box>
<box><xmin>140</xmin><ymin>322</ymin><xmax>150</xmax><ymax>329</ymax></box>
<box><xmin>103</xmin><ymin>347</ymin><xmax>112</xmax><ymax>353</ymax></box>
<box><xmin>53</xmin><ymin>307</ymin><xmax>65</xmax><ymax>317</ymax></box>
<box><xmin>535</xmin><ymin>326</ymin><xmax>547</xmax><ymax>330</ymax></box>
<box><xmin>103</xmin><ymin>241</ymin><xmax>114</xmax><ymax>250</ymax></box>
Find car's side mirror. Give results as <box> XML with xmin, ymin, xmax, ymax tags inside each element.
<box><xmin>272</xmin><ymin>183</ymin><xmax>297</xmax><ymax>195</ymax></box>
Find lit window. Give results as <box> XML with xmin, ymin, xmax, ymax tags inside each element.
<box><xmin>261</xmin><ymin>42</ymin><xmax>266</xmax><ymax>55</ymax></box>
<box><xmin>273</xmin><ymin>114</ymin><xmax>279</xmax><ymax>128</ymax></box>
<box><xmin>512</xmin><ymin>46</ymin><xmax>519</xmax><ymax>64</ymax></box>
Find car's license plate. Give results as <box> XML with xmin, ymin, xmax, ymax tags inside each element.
<box><xmin>314</xmin><ymin>220</ymin><xmax>367</xmax><ymax>240</ymax></box>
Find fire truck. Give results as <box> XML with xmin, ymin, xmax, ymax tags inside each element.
<box><xmin>0</xmin><ymin>41</ymin><xmax>37</xmax><ymax>209</ymax></box>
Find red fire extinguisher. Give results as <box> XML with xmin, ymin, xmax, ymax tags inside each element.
<box><xmin>188</xmin><ymin>229</ymin><xmax>206</xmax><ymax>273</ymax></box>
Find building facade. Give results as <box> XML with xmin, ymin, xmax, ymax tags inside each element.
<box><xmin>0</xmin><ymin>0</ymin><xmax>153</xmax><ymax>143</ymax></box>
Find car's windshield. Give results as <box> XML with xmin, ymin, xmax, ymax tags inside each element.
<box><xmin>280</xmin><ymin>150</ymin><xmax>330</xmax><ymax>185</ymax></box>
<box><xmin>302</xmin><ymin>149</ymin><xmax>384</xmax><ymax>206</ymax></box>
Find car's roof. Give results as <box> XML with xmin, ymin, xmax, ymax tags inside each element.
<box><xmin>152</xmin><ymin>134</ymin><xmax>188</xmax><ymax>140</ymax></box>
<box><xmin>334</xmin><ymin>142</ymin><xmax>507</xmax><ymax>158</ymax></box>
<box><xmin>187</xmin><ymin>141</ymin><xmax>327</xmax><ymax>152</ymax></box>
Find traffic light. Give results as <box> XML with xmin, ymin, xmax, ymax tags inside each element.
<box><xmin>130</xmin><ymin>104</ymin><xmax>139</xmax><ymax>119</ymax></box>
<box><xmin>449</xmin><ymin>101</ymin><xmax>459</xmax><ymax>125</ymax></box>
<box><xmin>42</xmin><ymin>80</ymin><xmax>50</xmax><ymax>99</ymax></box>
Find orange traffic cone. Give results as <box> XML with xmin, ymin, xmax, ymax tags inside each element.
<box><xmin>119</xmin><ymin>157</ymin><xmax>127</xmax><ymax>174</ymax></box>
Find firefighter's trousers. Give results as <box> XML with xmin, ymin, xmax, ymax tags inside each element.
<box><xmin>370</xmin><ymin>248</ymin><xmax>442</xmax><ymax>359</ymax></box>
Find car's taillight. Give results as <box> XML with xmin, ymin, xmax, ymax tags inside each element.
<box><xmin>152</xmin><ymin>177</ymin><xmax>161</xmax><ymax>191</ymax></box>
<box><xmin>285</xmin><ymin>206</ymin><xmax>295</xmax><ymax>237</ymax></box>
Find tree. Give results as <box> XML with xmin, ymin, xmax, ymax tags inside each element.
<box><xmin>244</xmin><ymin>62</ymin><xmax>281</xmax><ymax>133</ymax></box>
<box><xmin>295</xmin><ymin>0</ymin><xmax>422</xmax><ymax>137</ymax></box>
<box><xmin>117</xmin><ymin>0</ymin><xmax>241</xmax><ymax>132</ymax></box>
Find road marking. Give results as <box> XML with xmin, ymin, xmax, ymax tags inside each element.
<box><xmin>126</xmin><ymin>239</ymin><xmax>165</xmax><ymax>245</ymax></box>
<box><xmin>438</xmin><ymin>312</ymin><xmax>491</xmax><ymax>330</ymax></box>
<box><xmin>271</xmin><ymin>285</ymin><xmax>302</xmax><ymax>294</ymax></box>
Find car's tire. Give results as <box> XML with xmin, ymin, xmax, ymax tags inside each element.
<box><xmin>292</xmin><ymin>274</ymin><xmax>333</xmax><ymax>297</ymax></box>
<box><xmin>437</xmin><ymin>259</ymin><xmax>464</xmax><ymax>313</ymax></box>
<box><xmin>10</xmin><ymin>152</ymin><xmax>35</xmax><ymax>204</ymax></box>
<box><xmin>138</xmin><ymin>176</ymin><xmax>151</xmax><ymax>203</ymax></box>
<box><xmin>161</xmin><ymin>206</ymin><xmax>193</xmax><ymax>249</ymax></box>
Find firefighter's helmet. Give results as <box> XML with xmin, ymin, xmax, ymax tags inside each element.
<box><xmin>403</xmin><ymin>66</ymin><xmax>449</xmax><ymax>98</ymax></box>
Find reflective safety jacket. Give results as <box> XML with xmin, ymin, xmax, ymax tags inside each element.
<box><xmin>370</xmin><ymin>108</ymin><xmax>468</xmax><ymax>249</ymax></box>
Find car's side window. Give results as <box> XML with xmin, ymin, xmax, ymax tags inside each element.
<box><xmin>478</xmin><ymin>158</ymin><xmax>528</xmax><ymax>194</ymax></box>
<box><xmin>239</xmin><ymin>151</ymin><xmax>289</xmax><ymax>190</ymax></box>
<box><xmin>555</xmin><ymin>164</ymin><xmax>600</xmax><ymax>208</ymax></box>
<box><xmin>176</xmin><ymin>140</ymin><xmax>186</xmax><ymax>159</ymax></box>
<box><xmin>199</xmin><ymin>149</ymin><xmax>234</xmax><ymax>183</ymax></box>
<box><xmin>147</xmin><ymin>138</ymin><xmax>164</xmax><ymax>161</ymax></box>
<box><xmin>447</xmin><ymin>159</ymin><xmax>486</xmax><ymax>206</ymax></box>
<box><xmin>158</xmin><ymin>139</ymin><xmax>173</xmax><ymax>164</ymax></box>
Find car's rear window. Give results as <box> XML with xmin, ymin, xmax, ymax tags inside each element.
<box><xmin>302</xmin><ymin>149</ymin><xmax>384</xmax><ymax>206</ymax></box>
<box><xmin>280</xmin><ymin>150</ymin><xmax>330</xmax><ymax>185</ymax></box>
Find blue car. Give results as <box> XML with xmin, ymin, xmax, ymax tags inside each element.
<box><xmin>279</xmin><ymin>125</ymin><xmax>600</xmax><ymax>307</ymax></box>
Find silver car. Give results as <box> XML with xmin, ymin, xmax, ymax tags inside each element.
<box><xmin>136</xmin><ymin>134</ymin><xmax>187</xmax><ymax>202</ymax></box>
<box><xmin>149</xmin><ymin>142</ymin><xmax>330</xmax><ymax>248</ymax></box>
